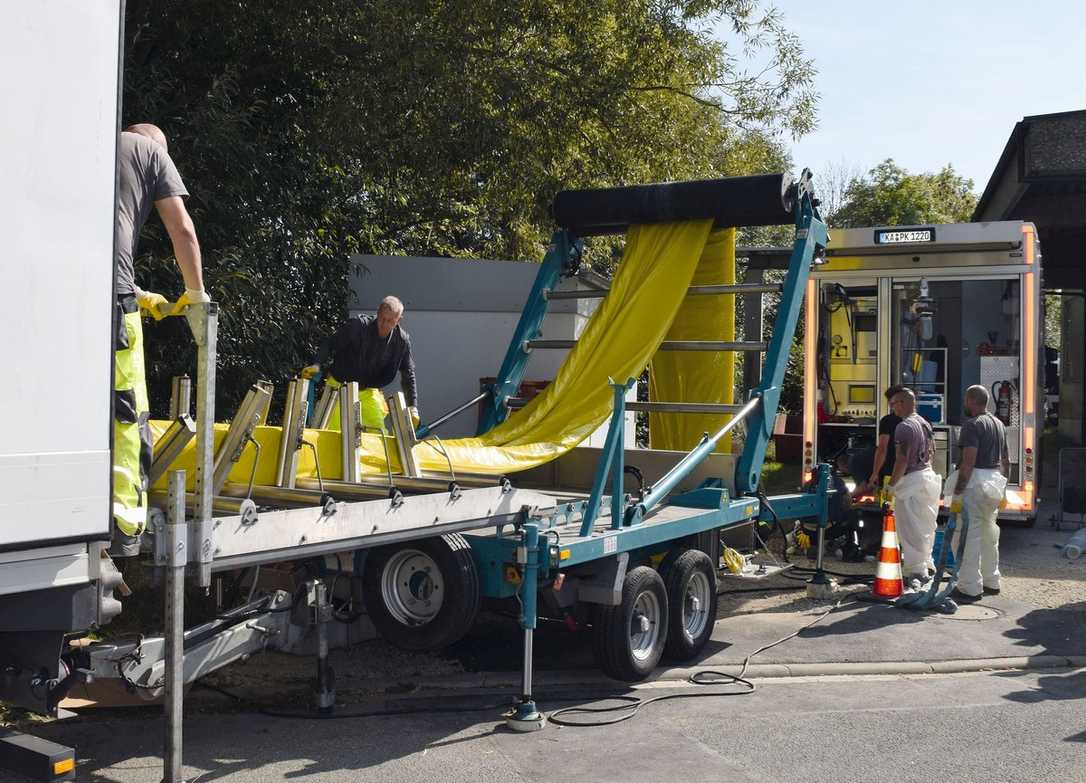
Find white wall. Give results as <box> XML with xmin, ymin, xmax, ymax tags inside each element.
<box><xmin>348</xmin><ymin>254</ymin><xmax>634</xmax><ymax>444</ymax></box>
<box><xmin>0</xmin><ymin>2</ymin><xmax>119</xmax><ymax>546</ymax></box>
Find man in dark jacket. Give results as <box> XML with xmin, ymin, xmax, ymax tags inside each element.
<box><xmin>303</xmin><ymin>296</ymin><xmax>419</xmax><ymax>430</ymax></box>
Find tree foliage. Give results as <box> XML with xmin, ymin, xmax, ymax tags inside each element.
<box><xmin>123</xmin><ymin>0</ymin><xmax>816</xmax><ymax>414</ymax></box>
<box><xmin>829</xmin><ymin>159</ymin><xmax>976</xmax><ymax>229</ymax></box>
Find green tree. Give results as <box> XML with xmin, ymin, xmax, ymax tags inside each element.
<box><xmin>829</xmin><ymin>159</ymin><xmax>976</xmax><ymax>228</ymax></box>
<box><xmin>123</xmin><ymin>0</ymin><xmax>816</xmax><ymax>415</ymax></box>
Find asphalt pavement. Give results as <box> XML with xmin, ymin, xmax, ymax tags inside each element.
<box><xmin>8</xmin><ymin>668</ymin><xmax>1085</xmax><ymax>783</ymax></box>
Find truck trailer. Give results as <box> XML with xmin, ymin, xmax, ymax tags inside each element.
<box><xmin>802</xmin><ymin>221</ymin><xmax>1043</xmax><ymax>524</ymax></box>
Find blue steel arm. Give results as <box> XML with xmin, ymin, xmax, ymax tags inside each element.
<box><xmin>734</xmin><ymin>184</ymin><xmax>828</xmax><ymax>495</ymax></box>
<box><xmin>579</xmin><ymin>378</ymin><xmax>634</xmax><ymax>537</ymax></box>
<box><xmin>477</xmin><ymin>230</ymin><xmax>580</xmax><ymax>435</ymax></box>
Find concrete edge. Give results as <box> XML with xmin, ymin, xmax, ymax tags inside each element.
<box><xmin>417</xmin><ymin>656</ymin><xmax>1083</xmax><ymax>692</ymax></box>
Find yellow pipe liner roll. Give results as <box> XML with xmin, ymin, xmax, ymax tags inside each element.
<box><xmin>151</xmin><ymin>220</ymin><xmax>713</xmax><ymax>487</ymax></box>
<box><xmin>648</xmin><ymin>227</ymin><xmax>736</xmax><ymax>453</ymax></box>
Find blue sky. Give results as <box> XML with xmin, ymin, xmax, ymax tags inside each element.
<box><xmin>731</xmin><ymin>1</ymin><xmax>1086</xmax><ymax>194</ymax></box>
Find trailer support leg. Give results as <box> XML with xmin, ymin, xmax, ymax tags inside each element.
<box><xmin>164</xmin><ymin>470</ymin><xmax>188</xmax><ymax>783</ymax></box>
<box><xmin>506</xmin><ymin>522</ymin><xmax>545</xmax><ymax>732</ymax></box>
<box><xmin>310</xmin><ymin>580</ymin><xmax>335</xmax><ymax>714</ymax></box>
<box><xmin>807</xmin><ymin>464</ymin><xmax>837</xmax><ymax>599</ymax></box>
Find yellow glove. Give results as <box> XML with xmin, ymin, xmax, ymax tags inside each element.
<box><xmin>172</xmin><ymin>287</ymin><xmax>211</xmax><ymax>314</ymax></box>
<box><xmin>949</xmin><ymin>496</ymin><xmax>964</xmax><ymax>515</ymax></box>
<box><xmin>134</xmin><ymin>288</ymin><xmax>169</xmax><ymax>320</ymax></box>
<box><xmin>408</xmin><ymin>406</ymin><xmax>420</xmax><ymax>428</ymax></box>
<box><xmin>998</xmin><ymin>496</ymin><xmax>1008</xmax><ymax>511</ymax></box>
<box><xmin>300</xmin><ymin>364</ymin><xmax>321</xmax><ymax>380</ymax></box>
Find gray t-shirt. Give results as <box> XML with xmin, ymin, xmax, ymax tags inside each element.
<box><xmin>958</xmin><ymin>412</ymin><xmax>1008</xmax><ymax>470</ymax></box>
<box><xmin>114</xmin><ymin>132</ymin><xmax>188</xmax><ymax>294</ymax></box>
<box><xmin>895</xmin><ymin>413</ymin><xmax>934</xmax><ymax>474</ymax></box>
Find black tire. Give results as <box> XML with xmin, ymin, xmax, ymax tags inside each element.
<box><xmin>361</xmin><ymin>534</ymin><xmax>480</xmax><ymax>651</ymax></box>
<box><xmin>592</xmin><ymin>566</ymin><xmax>669</xmax><ymax>681</ymax></box>
<box><xmin>662</xmin><ymin>549</ymin><xmax>718</xmax><ymax>661</ymax></box>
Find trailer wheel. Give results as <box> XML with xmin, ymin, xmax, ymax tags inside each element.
<box><xmin>592</xmin><ymin>566</ymin><xmax>669</xmax><ymax>681</ymax></box>
<box><xmin>361</xmin><ymin>534</ymin><xmax>479</xmax><ymax>651</ymax></box>
<box><xmin>662</xmin><ymin>549</ymin><xmax>718</xmax><ymax>661</ymax></box>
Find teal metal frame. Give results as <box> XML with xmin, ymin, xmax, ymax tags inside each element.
<box><xmin>462</xmin><ymin>174</ymin><xmax>833</xmax><ymax>727</ymax></box>
<box><xmin>476</xmin><ymin>230</ymin><xmax>581</xmax><ymax>435</ymax></box>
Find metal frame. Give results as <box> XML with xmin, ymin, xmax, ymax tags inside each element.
<box><xmin>477</xmin><ymin>230</ymin><xmax>580</xmax><ymax>434</ymax></box>
<box><xmin>67</xmin><ymin>174</ymin><xmax>836</xmax><ymax>770</ymax></box>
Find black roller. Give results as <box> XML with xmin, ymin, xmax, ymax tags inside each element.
<box><xmin>551</xmin><ymin>173</ymin><xmax>796</xmax><ymax>235</ymax></box>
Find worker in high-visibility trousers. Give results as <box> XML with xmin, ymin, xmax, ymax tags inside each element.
<box><xmin>885</xmin><ymin>388</ymin><xmax>942</xmax><ymax>586</ymax></box>
<box><xmin>112</xmin><ymin>123</ymin><xmax>209</xmax><ymax>556</ymax></box>
<box><xmin>302</xmin><ymin>295</ymin><xmax>420</xmax><ymax>432</ymax></box>
<box><xmin>947</xmin><ymin>385</ymin><xmax>1010</xmax><ymax>602</ymax></box>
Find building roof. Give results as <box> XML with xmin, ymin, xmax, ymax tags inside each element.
<box><xmin>974</xmin><ymin>109</ymin><xmax>1086</xmax><ymax>289</ymax></box>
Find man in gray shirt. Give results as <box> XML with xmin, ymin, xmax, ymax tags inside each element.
<box><xmin>887</xmin><ymin>388</ymin><xmax>943</xmax><ymax>582</ymax></box>
<box><xmin>949</xmin><ymin>385</ymin><xmax>1010</xmax><ymax>600</ymax></box>
<box><xmin>112</xmin><ymin>123</ymin><xmax>209</xmax><ymax>556</ymax></box>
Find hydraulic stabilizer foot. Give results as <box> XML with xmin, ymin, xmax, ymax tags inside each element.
<box><xmin>505</xmin><ymin>698</ymin><xmax>546</xmax><ymax>733</ymax></box>
<box><xmin>505</xmin><ymin>522</ymin><xmax>546</xmax><ymax>732</ymax></box>
<box><xmin>806</xmin><ymin>569</ymin><xmax>838</xmax><ymax>599</ymax></box>
<box><xmin>308</xmin><ymin>580</ymin><xmax>336</xmax><ymax>714</ymax></box>
<box><xmin>806</xmin><ymin>516</ymin><xmax>838</xmax><ymax>599</ymax></box>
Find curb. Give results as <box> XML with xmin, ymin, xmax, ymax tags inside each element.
<box><xmin>411</xmin><ymin>655</ymin><xmax>1085</xmax><ymax>693</ymax></box>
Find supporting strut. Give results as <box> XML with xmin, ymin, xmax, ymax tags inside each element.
<box><xmin>505</xmin><ymin>521</ymin><xmax>545</xmax><ymax>732</ymax></box>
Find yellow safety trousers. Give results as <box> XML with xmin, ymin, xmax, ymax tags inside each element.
<box><xmin>113</xmin><ymin>309</ymin><xmax>151</xmax><ymax>537</ymax></box>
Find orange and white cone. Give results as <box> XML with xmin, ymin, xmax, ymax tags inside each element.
<box><xmin>873</xmin><ymin>505</ymin><xmax>904</xmax><ymax>598</ymax></box>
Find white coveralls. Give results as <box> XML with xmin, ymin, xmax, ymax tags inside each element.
<box><xmin>945</xmin><ymin>468</ymin><xmax>1008</xmax><ymax>596</ymax></box>
<box><xmin>893</xmin><ymin>468</ymin><xmax>942</xmax><ymax>578</ymax></box>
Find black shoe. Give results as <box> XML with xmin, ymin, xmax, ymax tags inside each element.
<box><xmin>983</xmin><ymin>586</ymin><xmax>1001</xmax><ymax>596</ymax></box>
<box><xmin>951</xmin><ymin>588</ymin><xmax>982</xmax><ymax>603</ymax></box>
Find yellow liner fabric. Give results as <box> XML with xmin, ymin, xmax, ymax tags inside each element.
<box><xmin>386</xmin><ymin>219</ymin><xmax>714</xmax><ymax>475</ymax></box>
<box><xmin>151</xmin><ymin>220</ymin><xmax>714</xmax><ymax>487</ymax></box>
<box><xmin>648</xmin><ymin>228</ymin><xmax>736</xmax><ymax>453</ymax></box>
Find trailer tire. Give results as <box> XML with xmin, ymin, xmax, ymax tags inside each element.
<box><xmin>662</xmin><ymin>549</ymin><xmax>718</xmax><ymax>661</ymax></box>
<box><xmin>592</xmin><ymin>566</ymin><xmax>669</xmax><ymax>681</ymax></box>
<box><xmin>361</xmin><ymin>534</ymin><xmax>480</xmax><ymax>651</ymax></box>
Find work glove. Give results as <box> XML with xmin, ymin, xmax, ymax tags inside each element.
<box><xmin>133</xmin><ymin>287</ymin><xmax>169</xmax><ymax>320</ymax></box>
<box><xmin>408</xmin><ymin>406</ymin><xmax>420</xmax><ymax>428</ymax></box>
<box><xmin>173</xmin><ymin>287</ymin><xmax>211</xmax><ymax>314</ymax></box>
<box><xmin>999</xmin><ymin>496</ymin><xmax>1008</xmax><ymax>511</ymax></box>
<box><xmin>949</xmin><ymin>496</ymin><xmax>964</xmax><ymax>515</ymax></box>
<box><xmin>300</xmin><ymin>364</ymin><xmax>321</xmax><ymax>380</ymax></box>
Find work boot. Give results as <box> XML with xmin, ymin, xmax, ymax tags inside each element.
<box><xmin>108</xmin><ymin>529</ymin><xmax>142</xmax><ymax>558</ymax></box>
<box><xmin>951</xmin><ymin>588</ymin><xmax>981</xmax><ymax>603</ymax></box>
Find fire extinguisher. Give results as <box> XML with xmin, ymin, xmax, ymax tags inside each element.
<box><xmin>991</xmin><ymin>380</ymin><xmax>1013</xmax><ymax>425</ymax></box>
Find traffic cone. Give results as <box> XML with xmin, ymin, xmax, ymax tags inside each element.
<box><xmin>872</xmin><ymin>504</ymin><xmax>904</xmax><ymax>598</ymax></box>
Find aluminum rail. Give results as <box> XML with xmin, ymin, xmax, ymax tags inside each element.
<box><xmin>523</xmin><ymin>339</ymin><xmax>767</xmax><ymax>352</ymax></box>
<box><xmin>416</xmin><ymin>391</ymin><xmax>489</xmax><ymax>439</ymax></box>
<box><xmin>543</xmin><ymin>282</ymin><xmax>782</xmax><ymax>300</ymax></box>
<box><xmin>639</xmin><ymin>395</ymin><xmax>761</xmax><ymax>514</ymax></box>
<box><xmin>625</xmin><ymin>401</ymin><xmax>746</xmax><ymax>414</ymax></box>
<box><xmin>506</xmin><ymin>398</ymin><xmax>745</xmax><ymax>414</ymax></box>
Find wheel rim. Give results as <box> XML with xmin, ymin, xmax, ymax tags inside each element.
<box><xmin>628</xmin><ymin>589</ymin><xmax>662</xmax><ymax>662</ymax></box>
<box><xmin>381</xmin><ymin>549</ymin><xmax>444</xmax><ymax>626</ymax></box>
<box><xmin>681</xmin><ymin>571</ymin><xmax>711</xmax><ymax>642</ymax></box>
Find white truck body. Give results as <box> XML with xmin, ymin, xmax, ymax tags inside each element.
<box><xmin>0</xmin><ymin>1</ymin><xmax>120</xmax><ymax>591</ymax></box>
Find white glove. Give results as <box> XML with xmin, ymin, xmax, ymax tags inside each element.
<box><xmin>408</xmin><ymin>406</ymin><xmax>420</xmax><ymax>428</ymax></box>
<box><xmin>173</xmin><ymin>287</ymin><xmax>211</xmax><ymax>314</ymax></box>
